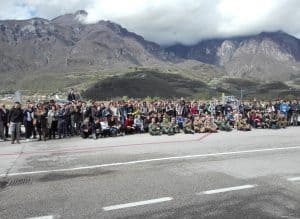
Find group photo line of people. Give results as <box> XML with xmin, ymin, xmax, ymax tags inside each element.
<box><xmin>0</xmin><ymin>95</ymin><xmax>299</xmax><ymax>144</ymax></box>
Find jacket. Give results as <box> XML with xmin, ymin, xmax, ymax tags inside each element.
<box><xmin>9</xmin><ymin>107</ymin><xmax>23</xmax><ymax>123</ymax></box>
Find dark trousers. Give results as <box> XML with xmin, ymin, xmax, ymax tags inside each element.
<box><xmin>49</xmin><ymin>121</ymin><xmax>58</xmax><ymax>139</ymax></box>
<box><xmin>0</xmin><ymin>121</ymin><xmax>5</xmax><ymax>140</ymax></box>
<box><xmin>66</xmin><ymin>120</ymin><xmax>73</xmax><ymax>136</ymax></box>
<box><xmin>4</xmin><ymin>122</ymin><xmax>9</xmax><ymax>138</ymax></box>
<box><xmin>24</xmin><ymin>120</ymin><xmax>33</xmax><ymax>139</ymax></box>
<box><xmin>58</xmin><ymin>120</ymin><xmax>66</xmax><ymax>138</ymax></box>
<box><xmin>36</xmin><ymin>123</ymin><xmax>48</xmax><ymax>141</ymax></box>
<box><xmin>74</xmin><ymin>121</ymin><xmax>81</xmax><ymax>135</ymax></box>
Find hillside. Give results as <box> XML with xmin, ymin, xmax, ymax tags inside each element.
<box><xmin>83</xmin><ymin>70</ymin><xmax>211</xmax><ymax>99</ymax></box>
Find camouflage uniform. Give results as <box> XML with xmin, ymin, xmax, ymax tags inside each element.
<box><xmin>277</xmin><ymin>114</ymin><xmax>287</xmax><ymax>128</ymax></box>
<box><xmin>237</xmin><ymin>118</ymin><xmax>251</xmax><ymax>131</ymax></box>
<box><xmin>270</xmin><ymin>113</ymin><xmax>280</xmax><ymax>129</ymax></box>
<box><xmin>162</xmin><ymin>118</ymin><xmax>180</xmax><ymax>135</ymax></box>
<box><xmin>215</xmin><ymin>117</ymin><xmax>232</xmax><ymax>131</ymax></box>
<box><xmin>204</xmin><ymin>120</ymin><xmax>218</xmax><ymax>133</ymax></box>
<box><xmin>149</xmin><ymin>122</ymin><xmax>162</xmax><ymax>136</ymax></box>
<box><xmin>193</xmin><ymin>117</ymin><xmax>204</xmax><ymax>133</ymax></box>
<box><xmin>183</xmin><ymin>118</ymin><xmax>195</xmax><ymax>134</ymax></box>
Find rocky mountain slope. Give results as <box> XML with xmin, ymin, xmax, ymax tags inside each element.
<box><xmin>0</xmin><ymin>10</ymin><xmax>170</xmax><ymax>74</ymax></box>
<box><xmin>0</xmin><ymin>10</ymin><xmax>221</xmax><ymax>94</ymax></box>
<box><xmin>166</xmin><ymin>31</ymin><xmax>300</xmax><ymax>81</ymax></box>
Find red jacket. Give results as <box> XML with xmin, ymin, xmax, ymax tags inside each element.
<box><xmin>125</xmin><ymin>118</ymin><xmax>134</xmax><ymax>127</ymax></box>
<box><xmin>190</xmin><ymin>106</ymin><xmax>199</xmax><ymax>115</ymax></box>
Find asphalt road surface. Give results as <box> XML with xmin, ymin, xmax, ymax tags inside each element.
<box><xmin>0</xmin><ymin>128</ymin><xmax>300</xmax><ymax>219</ymax></box>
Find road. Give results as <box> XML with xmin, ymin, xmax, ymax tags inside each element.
<box><xmin>0</xmin><ymin>127</ymin><xmax>300</xmax><ymax>219</ymax></box>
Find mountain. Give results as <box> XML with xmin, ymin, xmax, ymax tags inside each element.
<box><xmin>0</xmin><ymin>10</ymin><xmax>170</xmax><ymax>74</ymax></box>
<box><xmin>0</xmin><ymin>10</ymin><xmax>221</xmax><ymax>94</ymax></box>
<box><xmin>166</xmin><ymin>31</ymin><xmax>300</xmax><ymax>81</ymax></box>
<box><xmin>1</xmin><ymin>10</ymin><xmax>299</xmax><ymax>98</ymax></box>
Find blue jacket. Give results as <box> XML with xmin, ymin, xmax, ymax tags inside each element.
<box><xmin>280</xmin><ymin>103</ymin><xmax>290</xmax><ymax>116</ymax></box>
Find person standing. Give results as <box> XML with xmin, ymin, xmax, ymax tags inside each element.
<box><xmin>57</xmin><ymin>105</ymin><xmax>66</xmax><ymax>139</ymax></box>
<box><xmin>291</xmin><ymin>100</ymin><xmax>299</xmax><ymax>126</ymax></box>
<box><xmin>1</xmin><ymin>105</ymin><xmax>9</xmax><ymax>139</ymax></box>
<box><xmin>0</xmin><ymin>105</ymin><xmax>6</xmax><ymax>141</ymax></box>
<box><xmin>47</xmin><ymin>105</ymin><xmax>58</xmax><ymax>139</ymax></box>
<box><xmin>35</xmin><ymin>104</ymin><xmax>48</xmax><ymax>141</ymax></box>
<box><xmin>8</xmin><ymin>102</ymin><xmax>23</xmax><ymax>144</ymax></box>
<box><xmin>279</xmin><ymin>100</ymin><xmax>290</xmax><ymax>118</ymax></box>
<box><xmin>23</xmin><ymin>102</ymin><xmax>34</xmax><ymax>141</ymax></box>
<box><xmin>67</xmin><ymin>89</ymin><xmax>76</xmax><ymax>102</ymax></box>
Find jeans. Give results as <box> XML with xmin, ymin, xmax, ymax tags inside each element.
<box><xmin>292</xmin><ymin>112</ymin><xmax>299</xmax><ymax>126</ymax></box>
<box><xmin>10</xmin><ymin>122</ymin><xmax>21</xmax><ymax>142</ymax></box>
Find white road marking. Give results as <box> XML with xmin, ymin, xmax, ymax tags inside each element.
<box><xmin>1</xmin><ymin>145</ymin><xmax>300</xmax><ymax>177</ymax></box>
<box><xmin>198</xmin><ymin>184</ymin><xmax>257</xmax><ymax>195</ymax></box>
<box><xmin>28</xmin><ymin>216</ymin><xmax>53</xmax><ymax>219</ymax></box>
<box><xmin>287</xmin><ymin>177</ymin><xmax>300</xmax><ymax>182</ymax></box>
<box><xmin>102</xmin><ymin>197</ymin><xmax>173</xmax><ymax>211</ymax></box>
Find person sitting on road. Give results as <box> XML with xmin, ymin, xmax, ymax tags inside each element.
<box><xmin>176</xmin><ymin>116</ymin><xmax>185</xmax><ymax>130</ymax></box>
<box><xmin>203</xmin><ymin>117</ymin><xmax>218</xmax><ymax>133</ymax></box>
<box><xmin>277</xmin><ymin>113</ymin><xmax>287</xmax><ymax>129</ymax></box>
<box><xmin>193</xmin><ymin>115</ymin><xmax>204</xmax><ymax>133</ymax></box>
<box><xmin>183</xmin><ymin>114</ymin><xmax>195</xmax><ymax>134</ymax></box>
<box><xmin>215</xmin><ymin>115</ymin><xmax>232</xmax><ymax>131</ymax></box>
<box><xmin>100</xmin><ymin>117</ymin><xmax>111</xmax><ymax>137</ymax></box>
<box><xmin>269</xmin><ymin>112</ymin><xmax>280</xmax><ymax>129</ymax></box>
<box><xmin>149</xmin><ymin>117</ymin><xmax>162</xmax><ymax>136</ymax></box>
<box><xmin>160</xmin><ymin>117</ymin><xmax>170</xmax><ymax>135</ymax></box>
<box><xmin>80</xmin><ymin>118</ymin><xmax>92</xmax><ymax>139</ymax></box>
<box><xmin>170</xmin><ymin>117</ymin><xmax>180</xmax><ymax>134</ymax></box>
<box><xmin>92</xmin><ymin>117</ymin><xmax>102</xmax><ymax>139</ymax></box>
<box><xmin>237</xmin><ymin>116</ymin><xmax>251</xmax><ymax>131</ymax></box>
<box><xmin>262</xmin><ymin>112</ymin><xmax>271</xmax><ymax>129</ymax></box>
<box><xmin>108</xmin><ymin>116</ymin><xmax>121</xmax><ymax>137</ymax></box>
<box><xmin>161</xmin><ymin>116</ymin><xmax>177</xmax><ymax>135</ymax></box>
<box><xmin>133</xmin><ymin>114</ymin><xmax>144</xmax><ymax>133</ymax></box>
<box><xmin>124</xmin><ymin>114</ymin><xmax>135</xmax><ymax>134</ymax></box>
<box><xmin>226</xmin><ymin>111</ymin><xmax>235</xmax><ymax>128</ymax></box>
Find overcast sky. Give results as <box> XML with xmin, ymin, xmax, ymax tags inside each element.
<box><xmin>1</xmin><ymin>0</ymin><xmax>300</xmax><ymax>45</ymax></box>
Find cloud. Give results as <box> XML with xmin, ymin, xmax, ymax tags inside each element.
<box><xmin>1</xmin><ymin>0</ymin><xmax>300</xmax><ymax>45</ymax></box>
<box><xmin>0</xmin><ymin>1</ymin><xmax>33</xmax><ymax>20</ymax></box>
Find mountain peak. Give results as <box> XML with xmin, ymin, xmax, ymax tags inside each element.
<box><xmin>51</xmin><ymin>10</ymin><xmax>87</xmax><ymax>25</ymax></box>
<box><xmin>74</xmin><ymin>10</ymin><xmax>88</xmax><ymax>17</ymax></box>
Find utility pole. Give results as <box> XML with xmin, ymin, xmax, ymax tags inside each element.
<box><xmin>240</xmin><ymin>89</ymin><xmax>245</xmax><ymax>104</ymax></box>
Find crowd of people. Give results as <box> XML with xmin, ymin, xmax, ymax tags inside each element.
<box><xmin>0</xmin><ymin>96</ymin><xmax>299</xmax><ymax>144</ymax></box>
